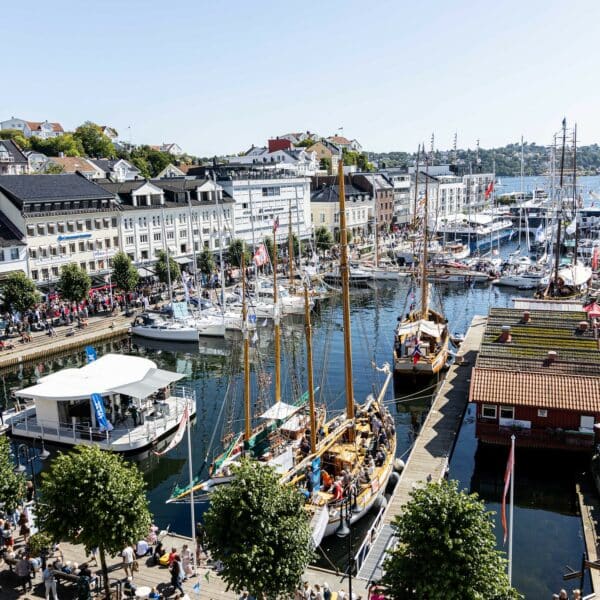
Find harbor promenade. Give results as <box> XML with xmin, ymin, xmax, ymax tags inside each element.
<box><xmin>576</xmin><ymin>482</ymin><xmax>600</xmax><ymax>594</ymax></box>
<box><xmin>356</xmin><ymin>315</ymin><xmax>487</xmax><ymax>582</ymax></box>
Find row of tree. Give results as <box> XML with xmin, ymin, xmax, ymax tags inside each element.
<box><xmin>0</xmin><ymin>436</ymin><xmax>518</xmax><ymax>599</ymax></box>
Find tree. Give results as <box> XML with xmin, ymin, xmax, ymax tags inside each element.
<box><xmin>197</xmin><ymin>248</ymin><xmax>215</xmax><ymax>276</ymax></box>
<box><xmin>314</xmin><ymin>226</ymin><xmax>333</xmax><ymax>252</ymax></box>
<box><xmin>284</xmin><ymin>233</ymin><xmax>300</xmax><ymax>258</ymax></box>
<box><xmin>29</xmin><ymin>134</ymin><xmax>84</xmax><ymax>157</ymax></box>
<box><xmin>38</xmin><ymin>446</ymin><xmax>151</xmax><ymax>600</ymax></box>
<box><xmin>381</xmin><ymin>480</ymin><xmax>520</xmax><ymax>599</ymax></box>
<box><xmin>204</xmin><ymin>459</ymin><xmax>313</xmax><ymax>599</ymax></box>
<box><xmin>0</xmin><ymin>129</ymin><xmax>31</xmax><ymax>150</ymax></box>
<box><xmin>319</xmin><ymin>157</ymin><xmax>332</xmax><ymax>172</ymax></box>
<box><xmin>0</xmin><ymin>436</ymin><xmax>26</xmax><ymax>512</ymax></box>
<box><xmin>73</xmin><ymin>122</ymin><xmax>116</xmax><ymax>158</ymax></box>
<box><xmin>263</xmin><ymin>236</ymin><xmax>275</xmax><ymax>264</ymax></box>
<box><xmin>295</xmin><ymin>138</ymin><xmax>315</xmax><ymax>148</ymax></box>
<box><xmin>227</xmin><ymin>238</ymin><xmax>251</xmax><ymax>268</ymax></box>
<box><xmin>58</xmin><ymin>263</ymin><xmax>91</xmax><ymax>303</ymax></box>
<box><xmin>155</xmin><ymin>250</ymin><xmax>181</xmax><ymax>285</ymax></box>
<box><xmin>1</xmin><ymin>271</ymin><xmax>40</xmax><ymax>313</ymax></box>
<box><xmin>111</xmin><ymin>251</ymin><xmax>139</xmax><ymax>298</ymax></box>
<box><xmin>334</xmin><ymin>228</ymin><xmax>353</xmax><ymax>244</ymax></box>
<box><xmin>129</xmin><ymin>146</ymin><xmax>173</xmax><ymax>177</ymax></box>
<box><xmin>43</xmin><ymin>163</ymin><xmax>64</xmax><ymax>174</ymax></box>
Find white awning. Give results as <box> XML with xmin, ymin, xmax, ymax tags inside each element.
<box><xmin>110</xmin><ymin>368</ymin><xmax>184</xmax><ymax>399</ymax></box>
<box><xmin>259</xmin><ymin>402</ymin><xmax>300</xmax><ymax>421</ymax></box>
<box><xmin>174</xmin><ymin>256</ymin><xmax>192</xmax><ymax>265</ymax></box>
<box><xmin>396</xmin><ymin>319</ymin><xmax>445</xmax><ymax>339</ymax></box>
<box><xmin>137</xmin><ymin>266</ymin><xmax>155</xmax><ymax>277</ymax></box>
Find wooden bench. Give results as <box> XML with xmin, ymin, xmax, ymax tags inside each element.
<box><xmin>53</xmin><ymin>569</ymin><xmax>99</xmax><ymax>591</ymax></box>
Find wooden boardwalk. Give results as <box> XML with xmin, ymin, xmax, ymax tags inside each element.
<box><xmin>576</xmin><ymin>482</ymin><xmax>600</xmax><ymax>593</ymax></box>
<box><xmin>0</xmin><ymin>531</ymin><xmax>368</xmax><ymax>599</ymax></box>
<box><xmin>357</xmin><ymin>315</ymin><xmax>487</xmax><ymax>582</ymax></box>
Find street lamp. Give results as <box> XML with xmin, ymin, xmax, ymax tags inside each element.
<box><xmin>336</xmin><ymin>493</ymin><xmax>355</xmax><ymax>600</ymax></box>
<box><xmin>13</xmin><ymin>441</ymin><xmax>50</xmax><ymax>499</ymax></box>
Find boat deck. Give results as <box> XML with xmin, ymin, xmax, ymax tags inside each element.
<box><xmin>357</xmin><ymin>315</ymin><xmax>486</xmax><ymax>582</ymax></box>
<box><xmin>8</xmin><ymin>394</ymin><xmax>195</xmax><ymax>452</ymax></box>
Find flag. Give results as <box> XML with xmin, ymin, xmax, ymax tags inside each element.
<box><xmin>412</xmin><ymin>345</ymin><xmax>422</xmax><ymax>365</ymax></box>
<box><xmin>261</xmin><ymin>319</ymin><xmax>268</xmax><ymax>327</ymax></box>
<box><xmin>253</xmin><ymin>244</ymin><xmax>268</xmax><ymax>267</ymax></box>
<box><xmin>273</xmin><ymin>216</ymin><xmax>280</xmax><ymax>233</ymax></box>
<box><xmin>192</xmin><ymin>582</ymin><xmax>201</xmax><ymax>594</ymax></box>
<box><xmin>484</xmin><ymin>180</ymin><xmax>494</xmax><ymax>199</ymax></box>
<box><xmin>153</xmin><ymin>403</ymin><xmax>189</xmax><ymax>456</ymax></box>
<box><xmin>91</xmin><ymin>393</ymin><xmax>113</xmax><ymax>432</ymax></box>
<box><xmin>535</xmin><ymin>224</ymin><xmax>545</xmax><ymax>244</ymax></box>
<box><xmin>501</xmin><ymin>442</ymin><xmax>515</xmax><ymax>544</ymax></box>
<box><xmin>593</xmin><ymin>247</ymin><xmax>599</xmax><ymax>271</ymax></box>
<box><xmin>85</xmin><ymin>346</ymin><xmax>97</xmax><ymax>363</ymax></box>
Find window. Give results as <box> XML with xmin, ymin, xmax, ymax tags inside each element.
<box><xmin>125</xmin><ymin>235</ymin><xmax>134</xmax><ymax>245</ymax></box>
<box><xmin>41</xmin><ymin>268</ymin><xmax>49</xmax><ymax>280</ymax></box>
<box><xmin>31</xmin><ymin>270</ymin><xmax>38</xmax><ymax>280</ymax></box>
<box><xmin>47</xmin><ymin>224</ymin><xmax>56</xmax><ymax>234</ymax></box>
<box><xmin>51</xmin><ymin>266</ymin><xmax>59</xmax><ymax>277</ymax></box>
<box><xmin>0</xmin><ymin>250</ymin><xmax>5</xmax><ymax>261</ymax></box>
<box><xmin>50</xmin><ymin>246</ymin><xmax>58</xmax><ymax>257</ymax></box>
<box><xmin>141</xmin><ymin>250</ymin><xmax>148</xmax><ymax>260</ymax></box>
<box><xmin>98</xmin><ymin>259</ymin><xmax>105</xmax><ymax>270</ymax></box>
<box><xmin>10</xmin><ymin>248</ymin><xmax>19</xmax><ymax>260</ymax></box>
<box><xmin>261</xmin><ymin>187</ymin><xmax>280</xmax><ymax>197</ymax></box>
<box><xmin>105</xmin><ymin>238</ymin><xmax>111</xmax><ymax>248</ymax></box>
<box><xmin>60</xmin><ymin>246</ymin><xmax>67</xmax><ymax>256</ymax></box>
<box><xmin>481</xmin><ymin>404</ymin><xmax>497</xmax><ymax>419</ymax></box>
<box><xmin>180</xmin><ymin>229</ymin><xmax>187</xmax><ymax>238</ymax></box>
<box><xmin>103</xmin><ymin>218</ymin><xmax>110</xmax><ymax>228</ymax></box>
<box><xmin>499</xmin><ymin>406</ymin><xmax>514</xmax><ymax>420</ymax></box>
<box><xmin>154</xmin><ymin>232</ymin><xmax>161</xmax><ymax>242</ymax></box>
<box><xmin>113</xmin><ymin>237</ymin><xmax>119</xmax><ymax>247</ymax></box>
<box><xmin>96</xmin><ymin>240</ymin><xmax>103</xmax><ymax>250</ymax></box>
<box><xmin>29</xmin><ymin>248</ymin><xmax>37</xmax><ymax>259</ymax></box>
<box><xmin>79</xmin><ymin>242</ymin><xmax>85</xmax><ymax>252</ymax></box>
<box><xmin>37</xmin><ymin>224</ymin><xmax>46</xmax><ymax>235</ymax></box>
<box><xmin>86</xmin><ymin>241</ymin><xmax>94</xmax><ymax>251</ymax></box>
<box><xmin>537</xmin><ymin>409</ymin><xmax>548</xmax><ymax>418</ymax></box>
<box><xmin>88</xmin><ymin>261</ymin><xmax>95</xmax><ymax>271</ymax></box>
<box><xmin>77</xmin><ymin>221</ymin><xmax>84</xmax><ymax>232</ymax></box>
<box><xmin>320</xmin><ymin>213</ymin><xmax>326</xmax><ymax>223</ymax></box>
<box><xmin>86</xmin><ymin>220</ymin><xmax>92</xmax><ymax>230</ymax></box>
<box><xmin>180</xmin><ymin>244</ymin><xmax>187</xmax><ymax>253</ymax></box>
<box><xmin>167</xmin><ymin>231</ymin><xmax>174</xmax><ymax>240</ymax></box>
<box><xmin>95</xmin><ymin>219</ymin><xmax>102</xmax><ymax>229</ymax></box>
<box><xmin>111</xmin><ymin>217</ymin><xmax>117</xmax><ymax>227</ymax></box>
<box><xmin>80</xmin><ymin>262</ymin><xmax>87</xmax><ymax>271</ymax></box>
<box><xmin>27</xmin><ymin>225</ymin><xmax>35</xmax><ymax>237</ymax></box>
<box><xmin>67</xmin><ymin>222</ymin><xmax>75</xmax><ymax>232</ymax></box>
<box><xmin>58</xmin><ymin>222</ymin><xmax>66</xmax><ymax>233</ymax></box>
<box><xmin>69</xmin><ymin>243</ymin><xmax>76</xmax><ymax>253</ymax></box>
<box><xmin>140</xmin><ymin>234</ymin><xmax>148</xmax><ymax>243</ymax></box>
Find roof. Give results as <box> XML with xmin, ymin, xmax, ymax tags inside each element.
<box><xmin>470</xmin><ymin>368</ymin><xmax>600</xmax><ymax>412</ymax></box>
<box><xmin>15</xmin><ymin>354</ymin><xmax>183</xmax><ymax>401</ymax></box>
<box><xmin>25</xmin><ymin>121</ymin><xmax>64</xmax><ymax>133</ymax></box>
<box><xmin>88</xmin><ymin>159</ymin><xmax>140</xmax><ymax>174</ymax></box>
<box><xmin>311</xmin><ymin>183</ymin><xmax>370</xmax><ymax>203</ymax></box>
<box><xmin>0</xmin><ymin>139</ymin><xmax>28</xmax><ymax>164</ymax></box>
<box><xmin>327</xmin><ymin>135</ymin><xmax>351</xmax><ymax>145</ymax></box>
<box><xmin>49</xmin><ymin>156</ymin><xmax>97</xmax><ymax>174</ymax></box>
<box><xmin>0</xmin><ymin>210</ymin><xmax>25</xmax><ymax>247</ymax></box>
<box><xmin>0</xmin><ymin>174</ymin><xmax>114</xmax><ymax>206</ymax></box>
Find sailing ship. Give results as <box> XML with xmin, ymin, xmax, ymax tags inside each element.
<box><xmin>393</xmin><ymin>156</ymin><xmax>449</xmax><ymax>378</ymax></box>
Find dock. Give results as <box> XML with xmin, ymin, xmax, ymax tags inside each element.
<box><xmin>576</xmin><ymin>481</ymin><xmax>600</xmax><ymax>593</ymax></box>
<box><xmin>356</xmin><ymin>315</ymin><xmax>487</xmax><ymax>582</ymax></box>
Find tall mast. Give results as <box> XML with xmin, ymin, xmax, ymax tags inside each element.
<box><xmin>185</xmin><ymin>188</ymin><xmax>200</xmax><ymax>305</ymax></box>
<box><xmin>303</xmin><ymin>284</ymin><xmax>317</xmax><ymax>453</ymax></box>
<box><xmin>572</xmin><ymin>123</ymin><xmax>578</xmax><ymax>265</ymax></box>
<box><xmin>241</xmin><ymin>254</ymin><xmax>251</xmax><ymax>442</ymax></box>
<box><xmin>519</xmin><ymin>136</ymin><xmax>524</xmax><ymax>248</ymax></box>
<box><xmin>420</xmin><ymin>155</ymin><xmax>429</xmax><ymax>319</ymax></box>
<box><xmin>337</xmin><ymin>160</ymin><xmax>355</xmax><ymax>439</ymax></box>
<box><xmin>554</xmin><ymin>119</ymin><xmax>567</xmax><ymax>287</ymax></box>
<box><xmin>273</xmin><ymin>220</ymin><xmax>281</xmax><ymax>404</ymax></box>
<box><xmin>372</xmin><ymin>173</ymin><xmax>379</xmax><ymax>268</ymax></box>
<box><xmin>288</xmin><ymin>200</ymin><xmax>295</xmax><ymax>287</ymax></box>
<box><xmin>160</xmin><ymin>205</ymin><xmax>174</xmax><ymax>312</ymax></box>
<box><xmin>412</xmin><ymin>144</ymin><xmax>421</xmax><ymax>230</ymax></box>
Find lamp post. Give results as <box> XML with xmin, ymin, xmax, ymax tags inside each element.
<box><xmin>13</xmin><ymin>441</ymin><xmax>50</xmax><ymax>500</ymax></box>
<box><xmin>336</xmin><ymin>491</ymin><xmax>356</xmax><ymax>600</ymax></box>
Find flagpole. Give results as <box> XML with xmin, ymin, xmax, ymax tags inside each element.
<box><xmin>186</xmin><ymin>402</ymin><xmax>197</xmax><ymax>576</ymax></box>
<box><xmin>508</xmin><ymin>434</ymin><xmax>515</xmax><ymax>585</ymax></box>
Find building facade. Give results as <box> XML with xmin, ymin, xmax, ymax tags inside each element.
<box><xmin>0</xmin><ymin>118</ymin><xmax>64</xmax><ymax>139</ymax></box>
<box><xmin>0</xmin><ymin>140</ymin><xmax>29</xmax><ymax>176</ymax></box>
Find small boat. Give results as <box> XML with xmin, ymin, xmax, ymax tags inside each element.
<box><xmin>323</xmin><ymin>266</ymin><xmax>373</xmax><ymax>288</ymax></box>
<box><xmin>132</xmin><ymin>313</ymin><xmax>199</xmax><ymax>343</ymax></box>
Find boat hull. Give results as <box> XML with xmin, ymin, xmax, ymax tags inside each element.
<box><xmin>131</xmin><ymin>324</ymin><xmax>199</xmax><ymax>342</ymax></box>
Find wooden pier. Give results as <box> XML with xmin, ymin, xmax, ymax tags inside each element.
<box><xmin>576</xmin><ymin>482</ymin><xmax>600</xmax><ymax>594</ymax></box>
<box><xmin>357</xmin><ymin>315</ymin><xmax>487</xmax><ymax>582</ymax></box>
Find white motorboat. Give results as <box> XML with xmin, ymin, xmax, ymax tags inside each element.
<box><xmin>7</xmin><ymin>354</ymin><xmax>196</xmax><ymax>452</ymax></box>
<box><xmin>188</xmin><ymin>313</ymin><xmax>226</xmax><ymax>338</ymax></box>
<box><xmin>493</xmin><ymin>269</ymin><xmax>546</xmax><ymax>289</ymax></box>
<box><xmin>132</xmin><ymin>313</ymin><xmax>199</xmax><ymax>342</ymax></box>
<box><xmin>323</xmin><ymin>267</ymin><xmax>373</xmax><ymax>288</ymax></box>
<box><xmin>427</xmin><ymin>262</ymin><xmax>491</xmax><ymax>284</ymax></box>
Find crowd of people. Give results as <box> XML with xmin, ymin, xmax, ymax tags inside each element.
<box><xmin>553</xmin><ymin>589</ymin><xmax>582</xmax><ymax>600</ymax></box>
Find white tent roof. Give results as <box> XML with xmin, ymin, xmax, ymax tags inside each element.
<box><xmin>15</xmin><ymin>354</ymin><xmax>181</xmax><ymax>401</ymax></box>
<box><xmin>259</xmin><ymin>402</ymin><xmax>301</xmax><ymax>421</ymax></box>
<box><xmin>396</xmin><ymin>319</ymin><xmax>445</xmax><ymax>339</ymax></box>
<box><xmin>558</xmin><ymin>263</ymin><xmax>592</xmax><ymax>287</ymax></box>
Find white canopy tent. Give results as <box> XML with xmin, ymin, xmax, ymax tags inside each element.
<box><xmin>396</xmin><ymin>319</ymin><xmax>445</xmax><ymax>340</ymax></box>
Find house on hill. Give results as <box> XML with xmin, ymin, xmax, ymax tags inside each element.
<box><xmin>0</xmin><ymin>117</ymin><xmax>64</xmax><ymax>139</ymax></box>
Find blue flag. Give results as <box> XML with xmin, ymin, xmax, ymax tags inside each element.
<box><xmin>85</xmin><ymin>346</ymin><xmax>97</xmax><ymax>363</ymax></box>
<box><xmin>192</xmin><ymin>582</ymin><xmax>201</xmax><ymax>594</ymax></box>
<box><xmin>91</xmin><ymin>393</ymin><xmax>113</xmax><ymax>432</ymax></box>
<box><xmin>311</xmin><ymin>456</ymin><xmax>321</xmax><ymax>495</ymax></box>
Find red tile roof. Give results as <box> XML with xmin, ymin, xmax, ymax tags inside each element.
<box><xmin>469</xmin><ymin>367</ymin><xmax>600</xmax><ymax>412</ymax></box>
<box><xmin>50</xmin><ymin>157</ymin><xmax>97</xmax><ymax>174</ymax></box>
<box><xmin>328</xmin><ymin>135</ymin><xmax>351</xmax><ymax>145</ymax></box>
<box><xmin>25</xmin><ymin>121</ymin><xmax>64</xmax><ymax>133</ymax></box>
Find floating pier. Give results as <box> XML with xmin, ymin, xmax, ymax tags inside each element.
<box><xmin>356</xmin><ymin>315</ymin><xmax>487</xmax><ymax>582</ymax></box>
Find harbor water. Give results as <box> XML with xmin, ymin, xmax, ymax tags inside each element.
<box><xmin>7</xmin><ymin>175</ymin><xmax>600</xmax><ymax>597</ymax></box>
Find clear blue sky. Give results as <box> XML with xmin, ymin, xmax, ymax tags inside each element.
<box><xmin>4</xmin><ymin>0</ymin><xmax>599</xmax><ymax>156</ymax></box>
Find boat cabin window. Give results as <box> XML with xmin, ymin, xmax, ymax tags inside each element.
<box><xmin>499</xmin><ymin>406</ymin><xmax>514</xmax><ymax>420</ymax></box>
<box><xmin>537</xmin><ymin>409</ymin><xmax>548</xmax><ymax>418</ymax></box>
<box><xmin>481</xmin><ymin>404</ymin><xmax>497</xmax><ymax>419</ymax></box>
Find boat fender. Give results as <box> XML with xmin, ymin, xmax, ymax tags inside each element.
<box><xmin>374</xmin><ymin>495</ymin><xmax>388</xmax><ymax>509</ymax></box>
<box><xmin>394</xmin><ymin>458</ymin><xmax>405</xmax><ymax>473</ymax></box>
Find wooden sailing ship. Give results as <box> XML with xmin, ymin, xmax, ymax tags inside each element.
<box><xmin>393</xmin><ymin>156</ymin><xmax>449</xmax><ymax>378</ymax></box>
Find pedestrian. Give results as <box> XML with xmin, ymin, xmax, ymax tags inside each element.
<box><xmin>558</xmin><ymin>591</ymin><xmax>569</xmax><ymax>600</ymax></box>
<box><xmin>43</xmin><ymin>562</ymin><xmax>59</xmax><ymax>600</ymax></box>
<box><xmin>313</xmin><ymin>583</ymin><xmax>323</xmax><ymax>600</ymax></box>
<box><xmin>169</xmin><ymin>554</ymin><xmax>184</xmax><ymax>597</ymax></box>
<box><xmin>573</xmin><ymin>590</ymin><xmax>582</xmax><ymax>600</ymax></box>
<box><xmin>16</xmin><ymin>552</ymin><xmax>32</xmax><ymax>593</ymax></box>
<box><xmin>181</xmin><ymin>543</ymin><xmax>193</xmax><ymax>578</ymax></box>
<box><xmin>122</xmin><ymin>543</ymin><xmax>135</xmax><ymax>578</ymax></box>
<box><xmin>301</xmin><ymin>581</ymin><xmax>313</xmax><ymax>600</ymax></box>
<box><xmin>323</xmin><ymin>582</ymin><xmax>332</xmax><ymax>600</ymax></box>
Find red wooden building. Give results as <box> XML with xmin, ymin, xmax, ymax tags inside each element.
<box><xmin>470</xmin><ymin>307</ymin><xmax>600</xmax><ymax>451</ymax></box>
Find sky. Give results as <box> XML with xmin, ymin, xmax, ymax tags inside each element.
<box><xmin>3</xmin><ymin>0</ymin><xmax>600</xmax><ymax>156</ymax></box>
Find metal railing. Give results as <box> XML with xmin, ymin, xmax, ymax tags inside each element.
<box><xmin>353</xmin><ymin>502</ymin><xmax>387</xmax><ymax>575</ymax></box>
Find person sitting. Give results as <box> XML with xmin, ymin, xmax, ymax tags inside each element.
<box><xmin>149</xmin><ymin>588</ymin><xmax>161</xmax><ymax>600</ymax></box>
<box><xmin>299</xmin><ymin>435</ymin><xmax>310</xmax><ymax>457</ymax></box>
<box><xmin>330</xmin><ymin>478</ymin><xmax>344</xmax><ymax>501</ymax></box>
<box><xmin>152</xmin><ymin>540</ymin><xmax>165</xmax><ymax>565</ymax></box>
<box><xmin>358</xmin><ymin>466</ymin><xmax>371</xmax><ymax>485</ymax></box>
<box><xmin>375</xmin><ymin>448</ymin><xmax>387</xmax><ymax>467</ymax></box>
<box><xmin>321</xmin><ymin>469</ymin><xmax>333</xmax><ymax>491</ymax></box>
<box><xmin>136</xmin><ymin>539</ymin><xmax>150</xmax><ymax>557</ymax></box>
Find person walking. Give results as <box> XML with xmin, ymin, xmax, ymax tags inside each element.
<box><xmin>15</xmin><ymin>553</ymin><xmax>32</xmax><ymax>593</ymax></box>
<box><xmin>121</xmin><ymin>543</ymin><xmax>135</xmax><ymax>578</ymax></box>
<box><xmin>169</xmin><ymin>554</ymin><xmax>185</xmax><ymax>597</ymax></box>
<box><xmin>43</xmin><ymin>563</ymin><xmax>59</xmax><ymax>600</ymax></box>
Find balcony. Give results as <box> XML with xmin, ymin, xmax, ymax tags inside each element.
<box><xmin>0</xmin><ymin>155</ymin><xmax>14</xmax><ymax>163</ymax></box>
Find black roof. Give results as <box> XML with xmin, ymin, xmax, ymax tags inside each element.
<box><xmin>0</xmin><ymin>174</ymin><xmax>114</xmax><ymax>207</ymax></box>
<box><xmin>0</xmin><ymin>139</ymin><xmax>28</xmax><ymax>164</ymax></box>
<box><xmin>311</xmin><ymin>184</ymin><xmax>369</xmax><ymax>203</ymax></box>
<box><xmin>0</xmin><ymin>210</ymin><xmax>25</xmax><ymax>247</ymax></box>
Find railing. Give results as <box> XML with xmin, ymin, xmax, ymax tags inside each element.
<box><xmin>353</xmin><ymin>502</ymin><xmax>387</xmax><ymax>575</ymax></box>
<box><xmin>477</xmin><ymin>421</ymin><xmax>595</xmax><ymax>448</ymax></box>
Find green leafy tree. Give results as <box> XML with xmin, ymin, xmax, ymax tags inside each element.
<box><xmin>382</xmin><ymin>480</ymin><xmax>520</xmax><ymax>599</ymax></box>
<box><xmin>334</xmin><ymin>228</ymin><xmax>353</xmax><ymax>244</ymax></box>
<box><xmin>197</xmin><ymin>248</ymin><xmax>215</xmax><ymax>276</ymax></box>
<box><xmin>263</xmin><ymin>236</ymin><xmax>275</xmax><ymax>264</ymax></box>
<box><xmin>319</xmin><ymin>157</ymin><xmax>332</xmax><ymax>172</ymax></box>
<box><xmin>0</xmin><ymin>129</ymin><xmax>31</xmax><ymax>150</ymax></box>
<box><xmin>284</xmin><ymin>233</ymin><xmax>300</xmax><ymax>258</ymax></box>
<box><xmin>30</xmin><ymin>134</ymin><xmax>84</xmax><ymax>157</ymax></box>
<box><xmin>227</xmin><ymin>238</ymin><xmax>251</xmax><ymax>268</ymax></box>
<box><xmin>295</xmin><ymin>138</ymin><xmax>315</xmax><ymax>148</ymax></box>
<box><xmin>43</xmin><ymin>162</ymin><xmax>64</xmax><ymax>174</ymax></box>
<box><xmin>130</xmin><ymin>156</ymin><xmax>151</xmax><ymax>178</ymax></box>
<box><xmin>0</xmin><ymin>436</ymin><xmax>26</xmax><ymax>512</ymax></box>
<box><xmin>38</xmin><ymin>446</ymin><xmax>151</xmax><ymax>600</ymax></box>
<box><xmin>1</xmin><ymin>271</ymin><xmax>40</xmax><ymax>313</ymax></box>
<box><xmin>129</xmin><ymin>146</ymin><xmax>173</xmax><ymax>177</ymax></box>
<box><xmin>73</xmin><ymin>121</ymin><xmax>116</xmax><ymax>158</ymax></box>
<box><xmin>204</xmin><ymin>459</ymin><xmax>313</xmax><ymax>599</ymax></box>
<box><xmin>314</xmin><ymin>226</ymin><xmax>333</xmax><ymax>252</ymax></box>
<box><xmin>58</xmin><ymin>263</ymin><xmax>91</xmax><ymax>303</ymax></box>
<box><xmin>111</xmin><ymin>251</ymin><xmax>139</xmax><ymax>300</ymax></box>
<box><xmin>155</xmin><ymin>250</ymin><xmax>181</xmax><ymax>284</ymax></box>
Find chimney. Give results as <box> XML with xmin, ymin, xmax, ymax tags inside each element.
<box><xmin>579</xmin><ymin>321</ymin><xmax>589</xmax><ymax>332</ymax></box>
<box><xmin>498</xmin><ymin>325</ymin><xmax>512</xmax><ymax>343</ymax></box>
<box><xmin>547</xmin><ymin>350</ymin><xmax>558</xmax><ymax>363</ymax></box>
<box><xmin>522</xmin><ymin>311</ymin><xmax>531</xmax><ymax>323</ymax></box>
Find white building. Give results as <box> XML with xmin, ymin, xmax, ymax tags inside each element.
<box><xmin>0</xmin><ymin>214</ymin><xmax>28</xmax><ymax>279</ymax></box>
<box><xmin>88</xmin><ymin>159</ymin><xmax>141</xmax><ymax>182</ymax></box>
<box><xmin>0</xmin><ymin>175</ymin><xmax>120</xmax><ymax>286</ymax></box>
<box><xmin>0</xmin><ymin>140</ymin><xmax>29</xmax><ymax>175</ymax></box>
<box><xmin>226</xmin><ymin>148</ymin><xmax>318</xmax><ymax>175</ymax></box>
<box><xmin>99</xmin><ymin>178</ymin><xmax>235</xmax><ymax>268</ymax></box>
<box><xmin>216</xmin><ymin>168</ymin><xmax>312</xmax><ymax>247</ymax></box>
<box><xmin>380</xmin><ymin>168</ymin><xmax>412</xmax><ymax>226</ymax></box>
<box><xmin>0</xmin><ymin>118</ymin><xmax>64</xmax><ymax>139</ymax></box>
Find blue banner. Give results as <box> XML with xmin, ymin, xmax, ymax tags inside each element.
<box><xmin>85</xmin><ymin>346</ymin><xmax>97</xmax><ymax>363</ymax></box>
<box><xmin>91</xmin><ymin>393</ymin><xmax>113</xmax><ymax>432</ymax></box>
<box><xmin>311</xmin><ymin>456</ymin><xmax>321</xmax><ymax>495</ymax></box>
